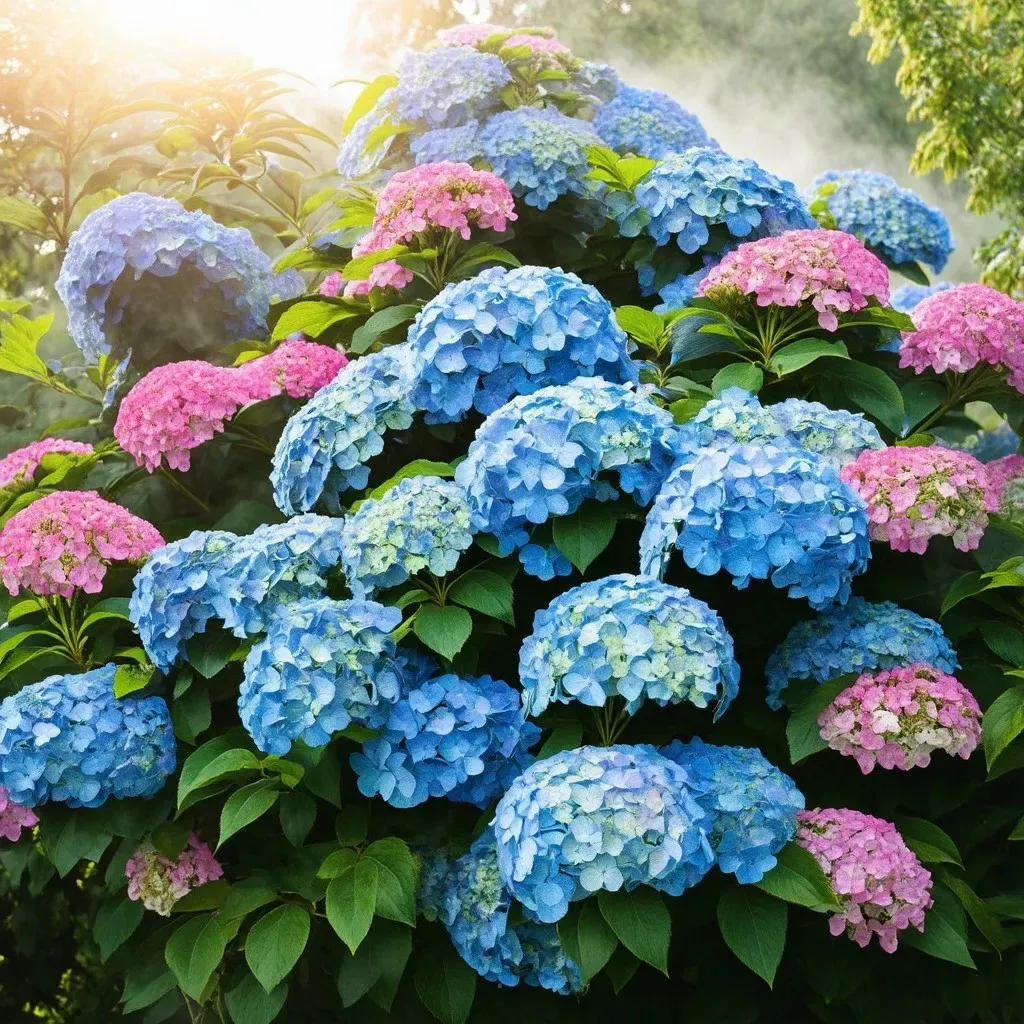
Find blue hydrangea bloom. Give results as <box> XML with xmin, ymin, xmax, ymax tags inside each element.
<box><xmin>607</xmin><ymin>147</ymin><xmax>815</xmax><ymax>254</ymax></box>
<box><xmin>455</xmin><ymin>378</ymin><xmax>679</xmax><ymax>577</ymax></box>
<box><xmin>0</xmin><ymin>664</ymin><xmax>175</xmax><ymax>809</ymax></box>
<box><xmin>437</xmin><ymin>834</ymin><xmax>582</xmax><ymax>994</ymax></box>
<box><xmin>520</xmin><ymin>573</ymin><xmax>739</xmax><ymax>718</ymax></box>
<box><xmin>662</xmin><ymin>738</ymin><xmax>804</xmax><ymax>883</ymax></box>
<box><xmin>890</xmin><ymin>281</ymin><xmax>953</xmax><ymax>313</ymax></box>
<box><xmin>351</xmin><ymin>673</ymin><xmax>539</xmax><ymax>809</ymax></box>
<box><xmin>407</xmin><ymin>265</ymin><xmax>637</xmax><ymax>422</ymax></box>
<box><xmin>411</xmin><ymin>121</ymin><xmax>484</xmax><ymax>165</ymax></box>
<box><xmin>640</xmin><ymin>442</ymin><xmax>870</xmax><ymax>609</ymax></box>
<box><xmin>946</xmin><ymin>420</ymin><xmax>1019</xmax><ymax>463</ymax></box>
<box><xmin>494</xmin><ymin>744</ymin><xmax>714</xmax><ymax>923</ymax></box>
<box><xmin>594</xmin><ymin>85</ymin><xmax>714</xmax><ymax>159</ymax></box>
<box><xmin>811</xmin><ymin>170</ymin><xmax>954</xmax><ymax>272</ymax></box>
<box><xmin>417</xmin><ymin>850</ymin><xmax>451</xmax><ymax>922</ymax></box>
<box><xmin>271</xmin><ymin>346</ymin><xmax>420</xmax><ymax>515</ymax></box>
<box><xmin>674</xmin><ymin>388</ymin><xmax>884</xmax><ymax>471</ymax></box>
<box><xmin>55</xmin><ymin>193</ymin><xmax>296</xmax><ymax>364</ymax></box>
<box><xmin>130</xmin><ymin>515</ymin><xmax>343</xmax><ymax>672</ymax></box>
<box><xmin>764</xmin><ymin>596</ymin><xmax>960</xmax><ymax>709</ymax></box>
<box><xmin>337</xmin><ymin>89</ymin><xmax>402</xmax><ymax>180</ymax></box>
<box><xmin>394</xmin><ymin>47</ymin><xmax>510</xmax><ymax>129</ymax></box>
<box><xmin>654</xmin><ymin>265</ymin><xmax>714</xmax><ymax>313</ymax></box>
<box><xmin>340</xmin><ymin>476</ymin><xmax>474</xmax><ymax>598</ymax></box>
<box><xmin>479</xmin><ymin>107</ymin><xmax>601</xmax><ymax>210</ymax></box>
<box><xmin>571</xmin><ymin>62</ymin><xmax>621</xmax><ymax>105</ymax></box>
<box><xmin>239</xmin><ymin>598</ymin><xmax>402</xmax><ymax>754</ymax></box>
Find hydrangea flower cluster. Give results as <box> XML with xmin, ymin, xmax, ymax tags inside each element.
<box><xmin>608</xmin><ymin>148</ymin><xmax>815</xmax><ymax>255</ymax></box>
<box><xmin>519</xmin><ymin>573</ymin><xmax>740</xmax><ymax>717</ymax></box>
<box><xmin>407</xmin><ymin>265</ymin><xmax>636</xmax><ymax>422</ymax></box>
<box><xmin>351</xmin><ymin>672</ymin><xmax>539</xmax><ymax>809</ymax></box>
<box><xmin>593</xmin><ymin>85</ymin><xmax>713</xmax><ymax>159</ymax></box>
<box><xmin>411</xmin><ymin>123</ymin><xmax>485</xmax><ymax>166</ymax></box>
<box><xmin>897</xmin><ymin>283</ymin><xmax>1024</xmax><ymax>392</ymax></box>
<box><xmin>455</xmin><ymin>379</ymin><xmax>678</xmax><ymax>577</ymax></box>
<box><xmin>950</xmin><ymin>420</ymin><xmax>1019</xmax><ymax>463</ymax></box>
<box><xmin>818</xmin><ymin>663</ymin><xmax>981</xmax><ymax>774</ymax></box>
<box><xmin>340</xmin><ymin>476</ymin><xmax>474</xmax><ymax>597</ymax></box>
<box><xmin>336</xmin><ymin>89</ymin><xmax>400</xmax><ymax>180</ymax></box>
<box><xmin>676</xmin><ymin>387</ymin><xmax>883</xmax><ymax>470</ymax></box>
<box><xmin>239</xmin><ymin>598</ymin><xmax>402</xmax><ymax>754</ymax></box>
<box><xmin>0</xmin><ymin>490</ymin><xmax>163</xmax><ymax>598</ymax></box>
<box><xmin>493</xmin><ymin>744</ymin><xmax>714</xmax><ymax>923</ymax></box>
<box><xmin>393</xmin><ymin>48</ymin><xmax>511</xmax><ymax>129</ymax></box>
<box><xmin>640</xmin><ymin>443</ymin><xmax>870</xmax><ymax>609</ymax></box>
<box><xmin>811</xmin><ymin>170</ymin><xmax>954</xmax><ymax>273</ymax></box>
<box><xmin>55</xmin><ymin>193</ymin><xmax>293</xmax><ymax>363</ymax></box>
<box><xmin>130</xmin><ymin>515</ymin><xmax>344</xmax><ymax>671</ymax></box>
<box><xmin>764</xmin><ymin>597</ymin><xmax>959</xmax><ymax>710</ymax></box>
<box><xmin>0</xmin><ymin>664</ymin><xmax>175</xmax><ymax>809</ymax></box>
<box><xmin>271</xmin><ymin>347</ymin><xmax>420</xmax><ymax>515</ymax></box>
<box><xmin>114</xmin><ymin>360</ymin><xmax>255</xmax><ymax>473</ymax></box>
<box><xmin>435</xmin><ymin>834</ymin><xmax>582</xmax><ymax>993</ymax></box>
<box><xmin>840</xmin><ymin>445</ymin><xmax>995</xmax><ymax>554</ymax></box>
<box><xmin>662</xmin><ymin>738</ymin><xmax>804</xmax><ymax>883</ymax></box>
<box><xmin>479</xmin><ymin>107</ymin><xmax>602</xmax><ymax>210</ymax></box>
<box><xmin>435</xmin><ymin>23</ymin><xmax>507</xmax><ymax>47</ymax></box>
<box><xmin>890</xmin><ymin>281</ymin><xmax>952</xmax><ymax>313</ymax></box>
<box><xmin>237</xmin><ymin>339</ymin><xmax>347</xmax><ymax>401</ymax></box>
<box><xmin>697</xmin><ymin>229</ymin><xmax>891</xmax><ymax>331</ymax></box>
<box><xmin>985</xmin><ymin>453</ymin><xmax>1024</xmax><ymax>499</ymax></box>
<box><xmin>125</xmin><ymin>834</ymin><xmax>223</xmax><ymax>916</ymax></box>
<box><xmin>796</xmin><ymin>808</ymin><xmax>933</xmax><ymax>953</ymax></box>
<box><xmin>0</xmin><ymin>439</ymin><xmax>94</xmax><ymax>491</ymax></box>
<box><xmin>0</xmin><ymin>784</ymin><xmax>38</xmax><ymax>842</ymax></box>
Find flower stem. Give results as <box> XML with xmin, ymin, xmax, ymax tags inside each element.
<box><xmin>159</xmin><ymin>467</ymin><xmax>212</xmax><ymax>514</ymax></box>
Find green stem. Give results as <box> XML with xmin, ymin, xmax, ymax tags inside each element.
<box><xmin>908</xmin><ymin>367</ymin><xmax>992</xmax><ymax>435</ymax></box>
<box><xmin>159</xmin><ymin>467</ymin><xmax>212</xmax><ymax>514</ymax></box>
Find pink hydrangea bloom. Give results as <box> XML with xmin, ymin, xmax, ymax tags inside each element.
<box><xmin>0</xmin><ymin>784</ymin><xmax>38</xmax><ymax>842</ymax></box>
<box><xmin>125</xmin><ymin>833</ymin><xmax>223</xmax><ymax>916</ymax></box>
<box><xmin>319</xmin><ymin>271</ymin><xmax>343</xmax><ymax>297</ymax></box>
<box><xmin>796</xmin><ymin>808</ymin><xmax>933</xmax><ymax>953</ymax></box>
<box><xmin>344</xmin><ymin>279</ymin><xmax>372</xmax><ymax>300</ymax></box>
<box><xmin>819</xmin><ymin>663</ymin><xmax>981</xmax><ymax>774</ymax></box>
<box><xmin>898</xmin><ymin>283</ymin><xmax>1024</xmax><ymax>392</ymax></box>
<box><xmin>986</xmin><ymin>453</ymin><xmax>1024</xmax><ymax>502</ymax></box>
<box><xmin>436</xmin><ymin>23</ymin><xmax>507</xmax><ymax>46</ymax></box>
<box><xmin>0</xmin><ymin>439</ymin><xmax>94</xmax><ymax>491</ymax></box>
<box><xmin>238</xmin><ymin>339</ymin><xmax>347</xmax><ymax>401</ymax></box>
<box><xmin>505</xmin><ymin>33</ymin><xmax>569</xmax><ymax>54</ymax></box>
<box><xmin>840</xmin><ymin>445</ymin><xmax>995</xmax><ymax>554</ymax></box>
<box><xmin>347</xmin><ymin>163</ymin><xmax>516</xmax><ymax>293</ymax></box>
<box><xmin>115</xmin><ymin>360</ymin><xmax>254</xmax><ymax>473</ymax></box>
<box><xmin>698</xmin><ymin>228</ymin><xmax>890</xmax><ymax>331</ymax></box>
<box><xmin>0</xmin><ymin>490</ymin><xmax>163</xmax><ymax>598</ymax></box>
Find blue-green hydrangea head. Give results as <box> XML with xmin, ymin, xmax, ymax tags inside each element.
<box><xmin>594</xmin><ymin>85</ymin><xmax>715</xmax><ymax>159</ymax></box>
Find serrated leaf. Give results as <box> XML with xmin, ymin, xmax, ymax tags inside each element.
<box><xmin>615</xmin><ymin>305</ymin><xmax>664</xmax><ymax>347</ymax></box>
<box><xmin>754</xmin><ymin>842</ymin><xmax>842</xmax><ymax>912</ymax></box>
<box><xmin>786</xmin><ymin>675</ymin><xmax>856</xmax><ymax>763</ymax></box>
<box><xmin>557</xmin><ymin>901</ymin><xmax>617</xmax><ymax>984</ymax></box>
<box><xmin>448</xmin><ymin>570</ymin><xmax>514</xmax><ymax>625</ymax></box>
<box><xmin>597</xmin><ymin>887</ymin><xmax>670</xmax><ymax>975</ymax></box>
<box><xmin>838</xmin><ymin>361</ymin><xmax>905</xmax><ymax>433</ymax></box>
<box><xmin>903</xmin><ymin>883</ymin><xmax>975</xmax><ymax>968</ymax></box>
<box><xmin>414</xmin><ymin>947</ymin><xmax>476</xmax><ymax>1024</ymax></box>
<box><xmin>218</xmin><ymin>780</ymin><xmax>281</xmax><ymax>849</ymax></box>
<box><xmin>245</xmin><ymin>904</ymin><xmax>310</xmax><ymax>992</ymax></box>
<box><xmin>38</xmin><ymin>806</ymin><xmax>114</xmax><ymax>877</ymax></box>
<box><xmin>164</xmin><ymin>914</ymin><xmax>227</xmax><ymax>1000</ymax></box>
<box><xmin>326</xmin><ymin>860</ymin><xmax>379</xmax><ymax>954</ymax></box>
<box><xmin>537</xmin><ymin>723</ymin><xmax>584</xmax><ymax>758</ymax></box>
<box><xmin>178</xmin><ymin>747</ymin><xmax>261</xmax><ymax>810</ymax></box>
<box><xmin>350</xmin><ymin>303</ymin><xmax>422</xmax><ymax>354</ymax></box>
<box><xmin>552</xmin><ymin>503</ymin><xmax>618</xmax><ymax>574</ymax></box>
<box><xmin>363</xmin><ymin>838</ymin><xmax>417</xmax><ymax>926</ymax></box>
<box><xmin>94</xmin><ymin>897</ymin><xmax>144</xmax><ymax>961</ymax></box>
<box><xmin>894</xmin><ymin>817</ymin><xmax>963</xmax><ymax>867</ymax></box>
<box><xmin>712</xmin><ymin>362</ymin><xmax>763</xmax><ymax>396</ymax></box>
<box><xmin>717</xmin><ymin>888</ymin><xmax>786</xmax><ymax>987</ymax></box>
<box><xmin>225</xmin><ymin>972</ymin><xmax>287</xmax><ymax>1024</ymax></box>
<box><xmin>272</xmin><ymin>300</ymin><xmax>359</xmax><ymax>341</ymax></box>
<box><xmin>337</xmin><ymin>918</ymin><xmax>412</xmax><ymax>1011</ymax></box>
<box><xmin>769</xmin><ymin>338</ymin><xmax>848</xmax><ymax>376</ymax></box>
<box><xmin>982</xmin><ymin>685</ymin><xmax>1024</xmax><ymax>770</ymax></box>
<box><xmin>279</xmin><ymin>790</ymin><xmax>316</xmax><ymax>847</ymax></box>
<box><xmin>413</xmin><ymin>604</ymin><xmax>472</xmax><ymax>661</ymax></box>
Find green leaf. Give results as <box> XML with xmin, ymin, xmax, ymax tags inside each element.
<box><xmin>1011</xmin><ymin>815</ymin><xmax>1024</xmax><ymax>839</ymax></box>
<box><xmin>537</xmin><ymin>723</ymin><xmax>584</xmax><ymax>758</ymax></box>
<box><xmin>350</xmin><ymin>303</ymin><xmax>422</xmax><ymax>355</ymax></box>
<box><xmin>218</xmin><ymin>780</ymin><xmax>281</xmax><ymax>849</ymax></box>
<box><xmin>557</xmin><ymin>901</ymin><xmax>617</xmax><ymax>984</ymax></box>
<box><xmin>414</xmin><ymin>947</ymin><xmax>477</xmax><ymax>1024</ymax></box>
<box><xmin>245</xmin><ymin>904</ymin><xmax>311</xmax><ymax>992</ymax></box>
<box><xmin>225</xmin><ymin>972</ymin><xmax>287</xmax><ymax>1024</ymax></box>
<box><xmin>171</xmin><ymin>685</ymin><xmax>212</xmax><ymax>745</ymax></box>
<box><xmin>413</xmin><ymin>604</ymin><xmax>472</xmax><ymax>661</ymax></box>
<box><xmin>938</xmin><ymin>870</ymin><xmax>1010</xmax><ymax>953</ymax></box>
<box><xmin>94</xmin><ymin>897</ymin><xmax>144</xmax><ymax>961</ymax></box>
<box><xmin>172</xmin><ymin>880</ymin><xmax>231</xmax><ymax>913</ymax></box>
<box><xmin>337</xmin><ymin>919</ymin><xmax>412</xmax><ymax>1011</ymax></box>
<box><xmin>363</xmin><ymin>838</ymin><xmax>418</xmax><ymax>926</ymax></box>
<box><xmin>981</xmin><ymin>622</ymin><xmax>1024</xmax><ymax>667</ymax></box>
<box><xmin>0</xmin><ymin>313</ymin><xmax>53</xmax><ymax>381</ymax></box>
<box><xmin>892</xmin><ymin>260</ymin><xmax>931</xmax><ymax>286</ymax></box>
<box><xmin>448</xmin><ymin>570</ymin><xmax>514</xmax><ymax>625</ymax></box>
<box><xmin>80</xmin><ymin>597</ymin><xmax>132</xmax><ymax>631</ymax></box>
<box><xmin>552</xmin><ymin>503</ymin><xmax>618</xmax><ymax>574</ymax></box>
<box><xmin>121</xmin><ymin>957</ymin><xmax>176</xmax><ymax>1013</ymax></box>
<box><xmin>894</xmin><ymin>817</ymin><xmax>963</xmax><ymax>867</ymax></box>
<box><xmin>164</xmin><ymin>914</ymin><xmax>227</xmax><ymax>1000</ymax></box>
<box><xmin>279</xmin><ymin>790</ymin><xmax>317</xmax><ymax>847</ymax></box>
<box><xmin>341</xmin><ymin>75</ymin><xmax>399</xmax><ymax>136</ymax></box>
<box><xmin>716</xmin><ymin>888</ymin><xmax>787</xmax><ymax>987</ymax></box>
<box><xmin>272</xmin><ymin>300</ymin><xmax>358</xmax><ymax>341</ymax></box>
<box><xmin>448</xmin><ymin>242</ymin><xmax>521</xmax><ymax>279</ymax></box>
<box><xmin>318</xmin><ymin>848</ymin><xmax>359</xmax><ymax>879</ymax></box>
<box><xmin>597</xmin><ymin>887</ymin><xmax>671</xmax><ymax>975</ymax></box>
<box><xmin>669</xmin><ymin>397</ymin><xmax>711</xmax><ymax>424</ymax></box>
<box><xmin>0</xmin><ymin>196</ymin><xmax>50</xmax><ymax>235</ymax></box>
<box><xmin>903</xmin><ymin>883</ymin><xmax>975</xmax><ymax>968</ymax></box>
<box><xmin>942</xmin><ymin>571</ymin><xmax>988</xmax><ymax>615</ymax></box>
<box><xmin>341</xmin><ymin>244</ymin><xmax>411</xmax><ymax>281</ymax></box>
<box><xmin>786</xmin><ymin>675</ymin><xmax>856</xmax><ymax>763</ymax></box>
<box><xmin>184</xmin><ymin>627</ymin><xmax>238</xmax><ymax>680</ymax></box>
<box><xmin>38</xmin><ymin>806</ymin><xmax>114</xmax><ymax>877</ymax></box>
<box><xmin>364</xmin><ymin>460</ymin><xmax>455</xmax><ymax>502</ymax></box>
<box><xmin>769</xmin><ymin>338</ymin><xmax>849</xmax><ymax>376</ymax></box>
<box><xmin>712</xmin><ymin>362</ymin><xmax>763</xmax><ymax>396</ymax></box>
<box><xmin>754</xmin><ymin>842</ymin><xmax>842</xmax><ymax>912</ymax></box>
<box><xmin>839</xmin><ymin>361</ymin><xmax>905</xmax><ymax>433</ymax></box>
<box><xmin>326</xmin><ymin>860</ymin><xmax>379</xmax><ymax>954</ymax></box>
<box><xmin>219</xmin><ymin>879</ymin><xmax>278</xmax><ymax>925</ymax></box>
<box><xmin>178</xmin><ymin>747</ymin><xmax>261</xmax><ymax>810</ymax></box>
<box><xmin>603</xmin><ymin>946</ymin><xmax>639</xmax><ymax>994</ymax></box>
<box><xmin>982</xmin><ymin>685</ymin><xmax>1024</xmax><ymax>770</ymax></box>
<box><xmin>615</xmin><ymin>305</ymin><xmax>664</xmax><ymax>348</ymax></box>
